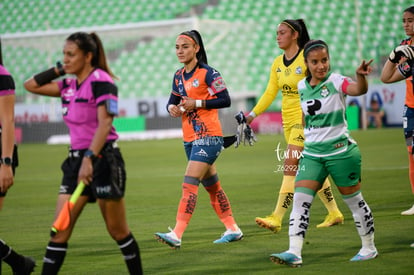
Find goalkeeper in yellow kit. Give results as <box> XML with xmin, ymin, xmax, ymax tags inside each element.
<box><xmin>246</xmin><ymin>19</ymin><xmax>344</xmax><ymax>232</ymax></box>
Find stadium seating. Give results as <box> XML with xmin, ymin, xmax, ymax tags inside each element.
<box><xmin>0</xmin><ymin>0</ymin><xmax>408</xmax><ymax>103</ymax></box>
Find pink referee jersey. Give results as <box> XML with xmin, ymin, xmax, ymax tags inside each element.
<box><xmin>58</xmin><ymin>68</ymin><xmax>118</xmax><ymax>150</ymax></box>
<box><xmin>0</xmin><ymin>65</ymin><xmax>15</xmax><ymax>97</ymax></box>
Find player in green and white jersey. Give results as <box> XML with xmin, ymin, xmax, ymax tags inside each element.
<box><xmin>270</xmin><ymin>40</ymin><xmax>378</xmax><ymax>267</ymax></box>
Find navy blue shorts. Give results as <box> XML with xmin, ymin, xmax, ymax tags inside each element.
<box><xmin>403</xmin><ymin>105</ymin><xmax>414</xmax><ymax>145</ymax></box>
<box><xmin>184</xmin><ymin>136</ymin><xmax>223</xmax><ymax>165</ymax></box>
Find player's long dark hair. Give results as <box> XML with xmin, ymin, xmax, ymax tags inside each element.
<box><xmin>180</xmin><ymin>30</ymin><xmax>208</xmax><ymax>65</ymax></box>
<box><xmin>281</xmin><ymin>19</ymin><xmax>310</xmax><ymax>49</ymax></box>
<box><xmin>404</xmin><ymin>6</ymin><xmax>414</xmax><ymax>14</ymax></box>
<box><xmin>66</xmin><ymin>32</ymin><xmax>117</xmax><ymax>79</ymax></box>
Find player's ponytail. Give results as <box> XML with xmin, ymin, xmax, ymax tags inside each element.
<box><xmin>89</xmin><ymin>32</ymin><xmax>117</xmax><ymax>79</ymax></box>
<box><xmin>296</xmin><ymin>19</ymin><xmax>310</xmax><ymax>49</ymax></box>
<box><xmin>281</xmin><ymin>19</ymin><xmax>310</xmax><ymax>49</ymax></box>
<box><xmin>191</xmin><ymin>30</ymin><xmax>208</xmax><ymax>65</ymax></box>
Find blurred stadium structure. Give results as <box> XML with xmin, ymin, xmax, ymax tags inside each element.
<box><xmin>0</xmin><ymin>0</ymin><xmax>409</xmax><ymax>142</ymax></box>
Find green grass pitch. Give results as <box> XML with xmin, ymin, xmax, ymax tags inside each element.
<box><xmin>1</xmin><ymin>128</ymin><xmax>413</xmax><ymax>274</ymax></box>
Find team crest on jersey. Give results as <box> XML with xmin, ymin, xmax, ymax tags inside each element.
<box><xmin>295</xmin><ymin>66</ymin><xmax>302</xmax><ymax>74</ymax></box>
<box><xmin>192</xmin><ymin>78</ymin><xmax>200</xmax><ymax>87</ymax></box>
<box><xmin>320</xmin><ymin>86</ymin><xmax>329</xmax><ymax>97</ymax></box>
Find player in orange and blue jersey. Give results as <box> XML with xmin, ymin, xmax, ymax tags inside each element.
<box><xmin>155</xmin><ymin>30</ymin><xmax>243</xmax><ymax>249</ymax></box>
<box><xmin>382</xmin><ymin>6</ymin><xmax>414</xmax><ymax>218</ymax></box>
<box><xmin>246</xmin><ymin>19</ymin><xmax>344</xmax><ymax>233</ymax></box>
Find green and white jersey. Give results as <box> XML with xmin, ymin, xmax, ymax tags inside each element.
<box><xmin>298</xmin><ymin>72</ymin><xmax>356</xmax><ymax>157</ymax></box>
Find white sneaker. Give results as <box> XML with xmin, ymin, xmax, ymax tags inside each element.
<box><xmin>350</xmin><ymin>248</ymin><xmax>378</xmax><ymax>261</ymax></box>
<box><xmin>410</xmin><ymin>243</ymin><xmax>414</xmax><ymax>248</ymax></box>
<box><xmin>213</xmin><ymin>228</ymin><xmax>243</xmax><ymax>243</ymax></box>
<box><xmin>154</xmin><ymin>227</ymin><xmax>181</xmax><ymax>249</ymax></box>
<box><xmin>401</xmin><ymin>204</ymin><xmax>414</xmax><ymax>215</ymax></box>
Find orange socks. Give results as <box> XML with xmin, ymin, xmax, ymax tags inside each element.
<box><xmin>174</xmin><ymin>182</ymin><xmax>199</xmax><ymax>239</ymax></box>
<box><xmin>204</xmin><ymin>178</ymin><xmax>237</xmax><ymax>231</ymax></box>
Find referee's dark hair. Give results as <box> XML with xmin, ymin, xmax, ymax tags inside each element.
<box><xmin>66</xmin><ymin>32</ymin><xmax>117</xmax><ymax>79</ymax></box>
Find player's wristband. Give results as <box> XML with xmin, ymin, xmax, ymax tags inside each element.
<box><xmin>196</xmin><ymin>100</ymin><xmax>203</xmax><ymax>108</ymax></box>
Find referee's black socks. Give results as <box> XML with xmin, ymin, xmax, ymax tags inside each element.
<box><xmin>117</xmin><ymin>233</ymin><xmax>143</xmax><ymax>275</ymax></box>
<box><xmin>41</xmin><ymin>241</ymin><xmax>67</xmax><ymax>275</ymax></box>
<box><xmin>0</xmin><ymin>239</ymin><xmax>35</xmax><ymax>274</ymax></box>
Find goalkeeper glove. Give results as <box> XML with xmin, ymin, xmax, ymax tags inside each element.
<box><xmin>389</xmin><ymin>45</ymin><xmax>414</xmax><ymax>63</ymax></box>
<box><xmin>234</xmin><ymin>111</ymin><xmax>257</xmax><ymax>147</ymax></box>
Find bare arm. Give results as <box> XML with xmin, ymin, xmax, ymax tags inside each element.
<box><xmin>24</xmin><ymin>66</ymin><xmax>62</xmax><ymax>97</ymax></box>
<box><xmin>346</xmin><ymin>59</ymin><xmax>373</xmax><ymax>96</ymax></box>
<box><xmin>380</xmin><ymin>59</ymin><xmax>405</xmax><ymax>83</ymax></box>
<box><xmin>0</xmin><ymin>94</ymin><xmax>15</xmax><ymax>193</ymax></box>
<box><xmin>77</xmin><ymin>105</ymin><xmax>113</xmax><ymax>184</ymax></box>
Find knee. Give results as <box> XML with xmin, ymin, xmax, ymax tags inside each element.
<box><xmin>107</xmin><ymin>226</ymin><xmax>130</xmax><ymax>241</ymax></box>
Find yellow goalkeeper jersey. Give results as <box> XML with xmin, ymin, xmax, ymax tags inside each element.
<box><xmin>252</xmin><ymin>50</ymin><xmax>306</xmax><ymax>127</ymax></box>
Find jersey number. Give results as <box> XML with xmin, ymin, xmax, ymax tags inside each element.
<box><xmin>306</xmin><ymin>99</ymin><xmax>322</xmax><ymax>115</ymax></box>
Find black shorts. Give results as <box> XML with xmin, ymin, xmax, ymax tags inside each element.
<box><xmin>0</xmin><ymin>144</ymin><xmax>19</xmax><ymax>197</ymax></box>
<box><xmin>60</xmin><ymin>143</ymin><xmax>126</xmax><ymax>201</ymax></box>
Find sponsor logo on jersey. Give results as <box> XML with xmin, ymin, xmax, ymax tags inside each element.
<box><xmin>195</xmin><ymin>148</ymin><xmax>209</xmax><ymax>157</ymax></box>
<box><xmin>62</xmin><ymin>88</ymin><xmax>74</xmax><ymax>99</ymax></box>
<box><xmin>276</xmin><ymin>67</ymin><xmax>281</xmax><ymax>72</ymax></box>
<box><xmin>295</xmin><ymin>66</ymin><xmax>302</xmax><ymax>74</ymax></box>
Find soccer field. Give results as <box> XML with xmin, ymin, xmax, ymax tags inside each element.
<box><xmin>1</xmin><ymin>128</ymin><xmax>413</xmax><ymax>274</ymax></box>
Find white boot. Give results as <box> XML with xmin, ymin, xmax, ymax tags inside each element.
<box><xmin>401</xmin><ymin>204</ymin><xmax>414</xmax><ymax>215</ymax></box>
